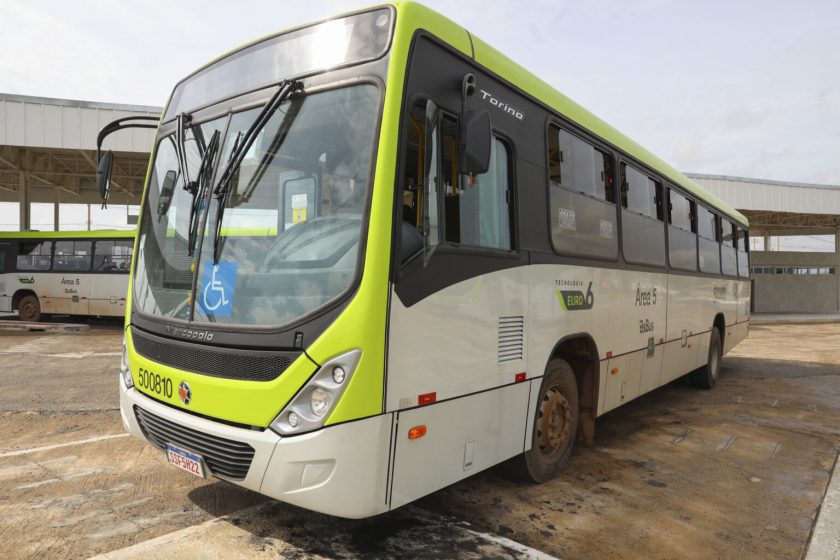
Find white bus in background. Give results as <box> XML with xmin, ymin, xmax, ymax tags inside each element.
<box><xmin>0</xmin><ymin>230</ymin><xmax>135</xmax><ymax>322</ymax></box>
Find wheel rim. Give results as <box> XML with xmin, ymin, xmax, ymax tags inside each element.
<box><xmin>710</xmin><ymin>338</ymin><xmax>721</xmax><ymax>379</ymax></box>
<box><xmin>20</xmin><ymin>300</ymin><xmax>36</xmax><ymax>321</ymax></box>
<box><xmin>536</xmin><ymin>386</ymin><xmax>572</xmax><ymax>458</ymax></box>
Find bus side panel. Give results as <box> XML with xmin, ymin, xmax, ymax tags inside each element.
<box><xmin>737</xmin><ymin>278</ymin><xmax>750</xmax><ymax>324</ymax></box>
<box><xmin>386</xmin><ymin>267</ymin><xmax>530</xmax><ymax>411</ymax></box>
<box><xmin>725</xmin><ymin>320</ymin><xmax>749</xmax><ymax>355</ymax></box>
<box><xmin>0</xmin><ymin>241</ymin><xmax>11</xmax><ymax>311</ymax></box>
<box><xmin>662</xmin><ymin>274</ymin><xmax>707</xmax><ymax>383</ymax></box>
<box><xmin>89</xmin><ymin>274</ymin><xmax>129</xmax><ymax>317</ymax></box>
<box><xmin>389</xmin><ymin>382</ymin><xmax>530</xmax><ymax>510</ymax></box>
<box><xmin>65</xmin><ymin>273</ymin><xmax>90</xmax><ymax>316</ymax></box>
<box><xmin>27</xmin><ymin>273</ymin><xmax>66</xmax><ymax>315</ymax></box>
<box><xmin>601</xmin><ymin>351</ymin><xmax>644</xmax><ymax>414</ymax></box>
<box><xmin>528</xmin><ymin>264</ymin><xmax>668</xmax><ymax>416</ymax></box>
<box><xmin>666</xmin><ymin>274</ymin><xmax>711</xmax><ymax>346</ymax></box>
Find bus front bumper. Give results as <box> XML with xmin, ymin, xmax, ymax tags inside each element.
<box><xmin>120</xmin><ymin>385</ymin><xmax>391</xmax><ymax>519</ymax></box>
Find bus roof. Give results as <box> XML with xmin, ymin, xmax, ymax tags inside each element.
<box><xmin>159</xmin><ymin>1</ymin><xmax>748</xmax><ymax>228</ymax></box>
<box><xmin>391</xmin><ymin>2</ymin><xmax>748</xmax><ymax>227</ymax></box>
<box><xmin>0</xmin><ymin>230</ymin><xmax>136</xmax><ymax>240</ymax></box>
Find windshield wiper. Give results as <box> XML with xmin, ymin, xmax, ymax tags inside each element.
<box><xmin>211</xmin><ymin>79</ymin><xmax>303</xmax><ymax>264</ymax></box>
<box><xmin>175</xmin><ymin>113</ymin><xmax>193</xmax><ymax>192</ymax></box>
<box><xmin>187</xmin><ymin>129</ymin><xmax>220</xmax><ymax>256</ymax></box>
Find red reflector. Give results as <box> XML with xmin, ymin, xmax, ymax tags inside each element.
<box><xmin>606</xmin><ymin>351</ymin><xmax>613</xmax><ymax>359</ymax></box>
<box><xmin>408</xmin><ymin>425</ymin><xmax>427</xmax><ymax>440</ymax></box>
<box><xmin>515</xmin><ymin>372</ymin><xmax>526</xmax><ymax>383</ymax></box>
<box><xmin>418</xmin><ymin>392</ymin><xmax>436</xmax><ymax>405</ymax></box>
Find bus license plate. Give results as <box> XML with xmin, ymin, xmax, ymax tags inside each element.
<box><xmin>165</xmin><ymin>443</ymin><xmax>206</xmax><ymax>478</ymax></box>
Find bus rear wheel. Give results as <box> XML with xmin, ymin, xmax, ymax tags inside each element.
<box><xmin>691</xmin><ymin>327</ymin><xmax>722</xmax><ymax>389</ymax></box>
<box><xmin>513</xmin><ymin>359</ymin><xmax>579</xmax><ymax>483</ymax></box>
<box><xmin>18</xmin><ymin>294</ymin><xmax>42</xmax><ymax>322</ymax></box>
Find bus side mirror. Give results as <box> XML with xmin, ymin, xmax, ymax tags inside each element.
<box><xmin>97</xmin><ymin>150</ymin><xmax>114</xmax><ymax>201</ymax></box>
<box><xmin>459</xmin><ymin>110</ymin><xmax>491</xmax><ymax>175</ymax></box>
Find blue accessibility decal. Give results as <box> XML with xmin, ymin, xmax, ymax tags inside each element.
<box><xmin>199</xmin><ymin>261</ymin><xmax>237</xmax><ymax>317</ymax></box>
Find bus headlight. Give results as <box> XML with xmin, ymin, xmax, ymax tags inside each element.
<box><xmin>270</xmin><ymin>349</ymin><xmax>361</xmax><ymax>436</ymax></box>
<box><xmin>310</xmin><ymin>387</ymin><xmax>329</xmax><ymax>416</ymax></box>
<box><xmin>120</xmin><ymin>335</ymin><xmax>134</xmax><ymax>389</ymax></box>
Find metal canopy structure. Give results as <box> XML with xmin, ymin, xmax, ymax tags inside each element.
<box><xmin>0</xmin><ymin>93</ymin><xmax>161</xmax><ymax>229</ymax></box>
<box><xmin>687</xmin><ymin>173</ymin><xmax>840</xmax><ymax>234</ymax></box>
<box><xmin>689</xmin><ymin>173</ymin><xmax>840</xmax><ymax>313</ymax></box>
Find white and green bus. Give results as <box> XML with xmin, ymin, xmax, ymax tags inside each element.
<box><xmin>106</xmin><ymin>2</ymin><xmax>750</xmax><ymax>518</ymax></box>
<box><xmin>0</xmin><ymin>230</ymin><xmax>135</xmax><ymax>321</ymax></box>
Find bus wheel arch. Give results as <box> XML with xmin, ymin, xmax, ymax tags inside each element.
<box><xmin>14</xmin><ymin>290</ymin><xmax>41</xmax><ymax>322</ymax></box>
<box><xmin>547</xmin><ymin>333</ymin><xmax>599</xmax><ymax>448</ymax></box>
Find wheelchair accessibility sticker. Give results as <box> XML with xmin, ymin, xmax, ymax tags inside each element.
<box><xmin>199</xmin><ymin>262</ymin><xmax>237</xmax><ymax>317</ymax></box>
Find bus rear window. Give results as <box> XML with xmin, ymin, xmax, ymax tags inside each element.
<box><xmin>17</xmin><ymin>241</ymin><xmax>52</xmax><ymax>271</ymax></box>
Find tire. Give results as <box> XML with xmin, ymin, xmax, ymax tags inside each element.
<box><xmin>18</xmin><ymin>294</ymin><xmax>42</xmax><ymax>322</ymax></box>
<box><xmin>691</xmin><ymin>328</ymin><xmax>722</xmax><ymax>389</ymax></box>
<box><xmin>509</xmin><ymin>359</ymin><xmax>579</xmax><ymax>483</ymax></box>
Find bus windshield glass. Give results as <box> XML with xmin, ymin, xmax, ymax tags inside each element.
<box><xmin>133</xmin><ymin>84</ymin><xmax>380</xmax><ymax>327</ymax></box>
<box><xmin>164</xmin><ymin>9</ymin><xmax>391</xmax><ymax>119</ymax></box>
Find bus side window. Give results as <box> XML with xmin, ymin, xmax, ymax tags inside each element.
<box><xmin>399</xmin><ymin>103</ymin><xmax>513</xmax><ymax>260</ymax></box>
<box><xmin>667</xmin><ymin>187</ymin><xmax>697</xmax><ymax>271</ymax></box>
<box><xmin>17</xmin><ymin>241</ymin><xmax>52</xmax><ymax>271</ymax></box>
<box><xmin>54</xmin><ymin>240</ymin><xmax>92</xmax><ymax>272</ymax></box>
<box><xmin>94</xmin><ymin>240</ymin><xmax>134</xmax><ymax>273</ymax></box>
<box><xmin>697</xmin><ymin>206</ymin><xmax>721</xmax><ymax>275</ymax></box>
<box><xmin>720</xmin><ymin>218</ymin><xmax>738</xmax><ymax>277</ymax></box>
<box><xmin>439</xmin><ymin>115</ymin><xmax>512</xmax><ymax>251</ymax></box>
<box><xmin>398</xmin><ymin>101</ymin><xmax>427</xmax><ymax>264</ymax></box>
<box><xmin>547</xmin><ymin>125</ymin><xmax>617</xmax><ymax>260</ymax></box>
<box><xmin>737</xmin><ymin>227</ymin><xmax>750</xmax><ymax>278</ymax></box>
<box><xmin>620</xmin><ymin>163</ymin><xmax>666</xmax><ymax>267</ymax></box>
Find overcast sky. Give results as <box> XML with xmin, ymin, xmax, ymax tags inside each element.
<box><xmin>1</xmin><ymin>0</ymin><xmax>838</xmax><ymax>186</ymax></box>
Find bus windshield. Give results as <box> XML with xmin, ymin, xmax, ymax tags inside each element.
<box><xmin>133</xmin><ymin>84</ymin><xmax>380</xmax><ymax>327</ymax></box>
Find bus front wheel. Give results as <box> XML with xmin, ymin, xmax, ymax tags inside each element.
<box><xmin>515</xmin><ymin>359</ymin><xmax>579</xmax><ymax>483</ymax></box>
<box><xmin>18</xmin><ymin>294</ymin><xmax>42</xmax><ymax>322</ymax></box>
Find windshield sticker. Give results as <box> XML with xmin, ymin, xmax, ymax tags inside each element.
<box><xmin>292</xmin><ymin>193</ymin><xmax>308</xmax><ymax>224</ymax></box>
<box><xmin>199</xmin><ymin>262</ymin><xmax>238</xmax><ymax>317</ymax></box>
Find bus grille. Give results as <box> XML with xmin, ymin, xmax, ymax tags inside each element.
<box><xmin>134</xmin><ymin>406</ymin><xmax>255</xmax><ymax>481</ymax></box>
<box><xmin>131</xmin><ymin>326</ymin><xmax>298</xmax><ymax>382</ymax></box>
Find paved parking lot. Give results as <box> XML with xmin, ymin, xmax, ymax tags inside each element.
<box><xmin>1</xmin><ymin>320</ymin><xmax>838</xmax><ymax>559</ymax></box>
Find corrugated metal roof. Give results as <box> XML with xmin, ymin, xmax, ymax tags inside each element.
<box><xmin>688</xmin><ymin>173</ymin><xmax>840</xmax><ymax>215</ymax></box>
<box><xmin>0</xmin><ymin>93</ymin><xmax>161</xmax><ymax>153</ymax></box>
